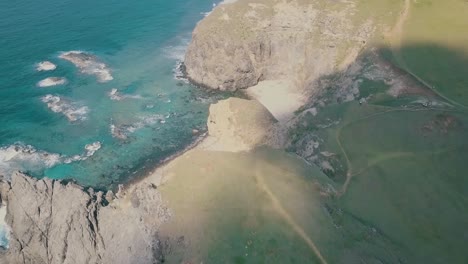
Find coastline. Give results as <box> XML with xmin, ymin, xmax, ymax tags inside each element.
<box><xmin>122</xmin><ymin>131</ymin><xmax>209</xmax><ymax>189</ymax></box>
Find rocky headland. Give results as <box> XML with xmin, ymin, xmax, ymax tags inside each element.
<box><xmin>0</xmin><ymin>0</ymin><xmax>392</xmax><ymax>262</ymax></box>
<box><xmin>2</xmin><ymin>0</ymin><xmax>462</xmax><ymax>263</ymax></box>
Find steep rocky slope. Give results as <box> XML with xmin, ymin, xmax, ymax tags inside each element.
<box><xmin>184</xmin><ymin>0</ymin><xmax>394</xmax><ymax>93</ymax></box>
<box><xmin>0</xmin><ymin>173</ymin><xmax>168</xmax><ymax>264</ymax></box>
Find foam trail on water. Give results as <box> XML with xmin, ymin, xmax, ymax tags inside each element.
<box><xmin>37</xmin><ymin>77</ymin><xmax>67</xmax><ymax>87</ymax></box>
<box><xmin>35</xmin><ymin>61</ymin><xmax>57</xmax><ymax>71</ymax></box>
<box><xmin>0</xmin><ymin>142</ymin><xmax>103</xmax><ymax>178</ymax></box>
<box><xmin>110</xmin><ymin>114</ymin><xmax>166</xmax><ymax>140</ymax></box>
<box><xmin>41</xmin><ymin>95</ymin><xmax>89</xmax><ymax>122</ymax></box>
<box><xmin>59</xmin><ymin>51</ymin><xmax>113</xmax><ymax>82</ymax></box>
<box><xmin>108</xmin><ymin>88</ymin><xmax>143</xmax><ymax>101</ymax></box>
<box><xmin>62</xmin><ymin>142</ymin><xmax>102</xmax><ymax>163</ymax></box>
<box><xmin>163</xmin><ymin>38</ymin><xmax>190</xmax><ymax>83</ymax></box>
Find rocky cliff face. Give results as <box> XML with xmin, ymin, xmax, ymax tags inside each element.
<box><xmin>0</xmin><ymin>173</ymin><xmax>169</xmax><ymax>264</ymax></box>
<box><xmin>184</xmin><ymin>0</ymin><xmax>376</xmax><ymax>92</ymax></box>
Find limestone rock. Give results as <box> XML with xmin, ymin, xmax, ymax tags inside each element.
<box><xmin>207</xmin><ymin>98</ymin><xmax>277</xmax><ymax>151</ymax></box>
<box><xmin>0</xmin><ymin>172</ymin><xmax>169</xmax><ymax>264</ymax></box>
<box><xmin>184</xmin><ymin>0</ymin><xmax>375</xmax><ymax>91</ymax></box>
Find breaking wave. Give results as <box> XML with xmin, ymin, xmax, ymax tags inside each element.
<box><xmin>108</xmin><ymin>88</ymin><xmax>143</xmax><ymax>101</ymax></box>
<box><xmin>173</xmin><ymin>61</ymin><xmax>189</xmax><ymax>83</ymax></box>
<box><xmin>63</xmin><ymin>142</ymin><xmax>102</xmax><ymax>163</ymax></box>
<box><xmin>110</xmin><ymin>114</ymin><xmax>167</xmax><ymax>140</ymax></box>
<box><xmin>41</xmin><ymin>95</ymin><xmax>89</xmax><ymax>122</ymax></box>
<box><xmin>162</xmin><ymin>39</ymin><xmax>190</xmax><ymax>83</ymax></box>
<box><xmin>59</xmin><ymin>51</ymin><xmax>113</xmax><ymax>82</ymax></box>
<box><xmin>0</xmin><ymin>144</ymin><xmax>62</xmax><ymax>179</ymax></box>
<box><xmin>37</xmin><ymin>77</ymin><xmax>67</xmax><ymax>87</ymax></box>
<box><xmin>0</xmin><ymin>142</ymin><xmax>103</xmax><ymax>179</ymax></box>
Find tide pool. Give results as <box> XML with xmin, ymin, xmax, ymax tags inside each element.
<box><xmin>0</xmin><ymin>0</ymin><xmax>222</xmax><ymax>189</ymax></box>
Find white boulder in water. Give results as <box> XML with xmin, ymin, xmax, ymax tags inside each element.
<box><xmin>37</xmin><ymin>77</ymin><xmax>67</xmax><ymax>87</ymax></box>
<box><xmin>35</xmin><ymin>61</ymin><xmax>57</xmax><ymax>71</ymax></box>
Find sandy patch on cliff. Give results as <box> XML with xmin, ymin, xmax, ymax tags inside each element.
<box><xmin>246</xmin><ymin>80</ymin><xmax>306</xmax><ymax>123</ymax></box>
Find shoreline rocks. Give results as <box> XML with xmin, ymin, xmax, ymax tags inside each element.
<box><xmin>0</xmin><ymin>172</ymin><xmax>169</xmax><ymax>264</ymax></box>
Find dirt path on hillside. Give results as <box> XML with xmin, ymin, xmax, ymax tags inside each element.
<box><xmin>388</xmin><ymin>0</ymin><xmax>467</xmax><ymax>108</ymax></box>
<box><xmin>337</xmin><ymin>106</ymin><xmax>463</xmax><ymax>196</ymax></box>
<box><xmin>254</xmin><ymin>170</ymin><xmax>329</xmax><ymax>264</ymax></box>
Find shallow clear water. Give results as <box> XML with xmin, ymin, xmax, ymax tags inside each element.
<box><xmin>0</xmin><ymin>0</ymin><xmax>220</xmax><ymax>188</ymax></box>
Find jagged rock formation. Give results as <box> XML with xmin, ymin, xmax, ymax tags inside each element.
<box><xmin>206</xmin><ymin>98</ymin><xmax>278</xmax><ymax>151</ymax></box>
<box><xmin>185</xmin><ymin>0</ymin><xmax>376</xmax><ymax>92</ymax></box>
<box><xmin>0</xmin><ymin>173</ymin><xmax>169</xmax><ymax>264</ymax></box>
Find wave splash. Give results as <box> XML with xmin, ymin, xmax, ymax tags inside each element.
<box><xmin>41</xmin><ymin>95</ymin><xmax>89</xmax><ymax>122</ymax></box>
<box><xmin>59</xmin><ymin>51</ymin><xmax>113</xmax><ymax>82</ymax></box>
<box><xmin>41</xmin><ymin>94</ymin><xmax>89</xmax><ymax>122</ymax></box>
<box><xmin>0</xmin><ymin>142</ymin><xmax>102</xmax><ymax>179</ymax></box>
<box><xmin>108</xmin><ymin>88</ymin><xmax>142</xmax><ymax>101</ymax></box>
<box><xmin>110</xmin><ymin>114</ymin><xmax>166</xmax><ymax>140</ymax></box>
<box><xmin>0</xmin><ymin>144</ymin><xmax>62</xmax><ymax>179</ymax></box>
<box><xmin>163</xmin><ymin>39</ymin><xmax>190</xmax><ymax>83</ymax></box>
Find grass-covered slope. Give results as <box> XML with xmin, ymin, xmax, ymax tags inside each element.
<box><xmin>156</xmin><ymin>1</ymin><xmax>468</xmax><ymax>263</ymax></box>
<box><xmin>385</xmin><ymin>0</ymin><xmax>468</xmax><ymax>107</ymax></box>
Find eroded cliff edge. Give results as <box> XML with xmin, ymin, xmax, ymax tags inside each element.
<box><xmin>185</xmin><ymin>0</ymin><xmax>377</xmax><ymax>92</ymax></box>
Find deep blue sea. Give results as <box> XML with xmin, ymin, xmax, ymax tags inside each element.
<box><xmin>0</xmin><ymin>0</ymin><xmax>220</xmax><ymax>189</ymax></box>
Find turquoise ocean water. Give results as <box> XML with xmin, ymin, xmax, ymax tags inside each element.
<box><xmin>0</xmin><ymin>0</ymin><xmax>219</xmax><ymax>189</ymax></box>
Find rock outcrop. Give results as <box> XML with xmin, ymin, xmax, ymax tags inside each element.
<box><xmin>0</xmin><ymin>172</ymin><xmax>169</xmax><ymax>264</ymax></box>
<box><xmin>184</xmin><ymin>0</ymin><xmax>375</xmax><ymax>92</ymax></box>
<box><xmin>206</xmin><ymin>98</ymin><xmax>278</xmax><ymax>151</ymax></box>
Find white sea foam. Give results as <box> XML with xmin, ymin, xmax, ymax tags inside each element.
<box><xmin>162</xmin><ymin>38</ymin><xmax>191</xmax><ymax>83</ymax></box>
<box><xmin>110</xmin><ymin>114</ymin><xmax>166</xmax><ymax>140</ymax></box>
<box><xmin>41</xmin><ymin>95</ymin><xmax>89</xmax><ymax>122</ymax></box>
<box><xmin>0</xmin><ymin>144</ymin><xmax>62</xmax><ymax>179</ymax></box>
<box><xmin>84</xmin><ymin>142</ymin><xmax>101</xmax><ymax>157</ymax></box>
<box><xmin>140</xmin><ymin>114</ymin><xmax>166</xmax><ymax>125</ymax></box>
<box><xmin>37</xmin><ymin>77</ymin><xmax>67</xmax><ymax>87</ymax></box>
<box><xmin>108</xmin><ymin>88</ymin><xmax>142</xmax><ymax>101</ymax></box>
<box><xmin>35</xmin><ymin>61</ymin><xmax>57</xmax><ymax>71</ymax></box>
<box><xmin>0</xmin><ymin>142</ymin><xmax>102</xmax><ymax>177</ymax></box>
<box><xmin>163</xmin><ymin>39</ymin><xmax>189</xmax><ymax>61</ymax></box>
<box><xmin>59</xmin><ymin>51</ymin><xmax>113</xmax><ymax>82</ymax></box>
<box><xmin>0</xmin><ymin>203</ymin><xmax>10</xmax><ymax>249</ymax></box>
<box><xmin>173</xmin><ymin>61</ymin><xmax>189</xmax><ymax>83</ymax></box>
<box><xmin>62</xmin><ymin>141</ymin><xmax>102</xmax><ymax>163</ymax></box>
<box><xmin>110</xmin><ymin>124</ymin><xmax>128</xmax><ymax>140</ymax></box>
